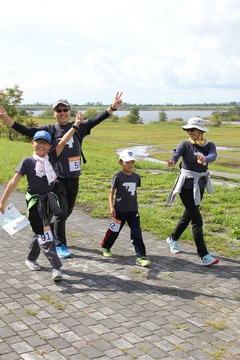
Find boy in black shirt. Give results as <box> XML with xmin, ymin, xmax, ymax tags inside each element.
<box><xmin>101</xmin><ymin>149</ymin><xmax>150</xmax><ymax>267</ymax></box>
<box><xmin>0</xmin><ymin>115</ymin><xmax>82</xmax><ymax>281</ymax></box>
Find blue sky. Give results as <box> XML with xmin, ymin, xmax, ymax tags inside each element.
<box><xmin>1</xmin><ymin>0</ymin><xmax>240</xmax><ymax>105</ymax></box>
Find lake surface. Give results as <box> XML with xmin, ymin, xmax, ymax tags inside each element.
<box><xmin>32</xmin><ymin>109</ymin><xmax>240</xmax><ymax>125</ymax></box>
<box><xmin>111</xmin><ymin>110</ymin><xmax>214</xmax><ymax>123</ymax></box>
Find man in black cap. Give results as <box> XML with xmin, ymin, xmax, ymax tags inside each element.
<box><xmin>0</xmin><ymin>92</ymin><xmax>122</xmax><ymax>258</ymax></box>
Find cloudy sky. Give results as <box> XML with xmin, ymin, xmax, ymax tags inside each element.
<box><xmin>1</xmin><ymin>0</ymin><xmax>240</xmax><ymax>105</ymax></box>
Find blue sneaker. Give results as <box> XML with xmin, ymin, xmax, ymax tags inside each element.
<box><xmin>56</xmin><ymin>244</ymin><xmax>71</xmax><ymax>258</ymax></box>
<box><xmin>201</xmin><ymin>254</ymin><xmax>219</xmax><ymax>266</ymax></box>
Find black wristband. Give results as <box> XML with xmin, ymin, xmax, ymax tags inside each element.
<box><xmin>72</xmin><ymin>125</ymin><xmax>79</xmax><ymax>130</ymax></box>
<box><xmin>110</xmin><ymin>106</ymin><xmax>117</xmax><ymax>111</ymax></box>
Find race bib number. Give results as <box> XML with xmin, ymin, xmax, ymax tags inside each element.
<box><xmin>68</xmin><ymin>156</ymin><xmax>80</xmax><ymax>172</ymax></box>
<box><xmin>109</xmin><ymin>218</ymin><xmax>121</xmax><ymax>232</ymax></box>
<box><xmin>37</xmin><ymin>226</ymin><xmax>53</xmax><ymax>245</ymax></box>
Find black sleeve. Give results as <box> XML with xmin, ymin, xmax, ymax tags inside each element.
<box><xmin>12</xmin><ymin>122</ymin><xmax>49</xmax><ymax>138</ymax></box>
<box><xmin>82</xmin><ymin>110</ymin><xmax>111</xmax><ymax>135</ymax></box>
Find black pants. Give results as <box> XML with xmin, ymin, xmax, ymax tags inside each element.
<box><xmin>51</xmin><ymin>178</ymin><xmax>79</xmax><ymax>246</ymax></box>
<box><xmin>27</xmin><ymin>200</ymin><xmax>62</xmax><ymax>269</ymax></box>
<box><xmin>171</xmin><ymin>188</ymin><xmax>208</xmax><ymax>258</ymax></box>
<box><xmin>101</xmin><ymin>211</ymin><xmax>146</xmax><ymax>258</ymax></box>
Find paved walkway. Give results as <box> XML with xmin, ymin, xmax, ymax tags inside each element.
<box><xmin>0</xmin><ymin>185</ymin><xmax>239</xmax><ymax>360</ymax></box>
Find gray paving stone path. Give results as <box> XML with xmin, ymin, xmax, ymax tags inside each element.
<box><xmin>0</xmin><ymin>184</ymin><xmax>239</xmax><ymax>360</ymax></box>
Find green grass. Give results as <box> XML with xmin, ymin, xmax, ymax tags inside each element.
<box><xmin>0</xmin><ymin>119</ymin><xmax>239</xmax><ymax>258</ymax></box>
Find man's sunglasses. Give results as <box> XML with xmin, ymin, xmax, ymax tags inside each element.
<box><xmin>55</xmin><ymin>108</ymin><xmax>70</xmax><ymax>113</ymax></box>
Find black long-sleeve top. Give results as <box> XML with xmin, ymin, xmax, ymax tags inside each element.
<box><xmin>12</xmin><ymin>110</ymin><xmax>110</xmax><ymax>178</ymax></box>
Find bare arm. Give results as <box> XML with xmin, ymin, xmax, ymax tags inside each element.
<box><xmin>109</xmin><ymin>188</ymin><xmax>116</xmax><ymax>217</ymax></box>
<box><xmin>0</xmin><ymin>106</ymin><xmax>14</xmax><ymax>126</ymax></box>
<box><xmin>55</xmin><ymin>112</ymin><xmax>84</xmax><ymax>157</ymax></box>
<box><xmin>0</xmin><ymin>173</ymin><xmax>23</xmax><ymax>214</ymax></box>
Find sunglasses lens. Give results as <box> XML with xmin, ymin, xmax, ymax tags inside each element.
<box><xmin>56</xmin><ymin>108</ymin><xmax>69</xmax><ymax>113</ymax></box>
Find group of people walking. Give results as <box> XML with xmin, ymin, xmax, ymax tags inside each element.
<box><xmin>0</xmin><ymin>93</ymin><xmax>219</xmax><ymax>281</ymax></box>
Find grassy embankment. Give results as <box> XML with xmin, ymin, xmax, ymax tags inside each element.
<box><xmin>0</xmin><ymin>118</ymin><xmax>239</xmax><ymax>257</ymax></box>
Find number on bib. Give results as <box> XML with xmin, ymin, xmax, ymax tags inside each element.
<box><xmin>109</xmin><ymin>218</ymin><xmax>121</xmax><ymax>232</ymax></box>
<box><xmin>37</xmin><ymin>227</ymin><xmax>53</xmax><ymax>245</ymax></box>
<box><xmin>68</xmin><ymin>156</ymin><xmax>80</xmax><ymax>172</ymax></box>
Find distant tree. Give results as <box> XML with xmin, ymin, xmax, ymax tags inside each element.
<box><xmin>0</xmin><ymin>84</ymin><xmax>24</xmax><ymax>118</ymax></box>
<box><xmin>227</xmin><ymin>106</ymin><xmax>240</xmax><ymax>121</ymax></box>
<box><xmin>127</xmin><ymin>106</ymin><xmax>143</xmax><ymax>124</ymax></box>
<box><xmin>210</xmin><ymin>106</ymin><xmax>240</xmax><ymax>123</ymax></box>
<box><xmin>83</xmin><ymin>108</ymin><xmax>98</xmax><ymax>119</ymax></box>
<box><xmin>131</xmin><ymin>106</ymin><xmax>140</xmax><ymax>119</ymax></box>
<box><xmin>128</xmin><ymin>114</ymin><xmax>139</xmax><ymax>124</ymax></box>
<box><xmin>158</xmin><ymin>111</ymin><xmax>167</xmax><ymax>122</ymax></box>
<box><xmin>0</xmin><ymin>85</ymin><xmax>37</xmax><ymax>140</ymax></box>
<box><xmin>210</xmin><ymin>111</ymin><xmax>222</xmax><ymax>127</ymax></box>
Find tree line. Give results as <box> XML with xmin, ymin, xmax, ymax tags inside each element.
<box><xmin>1</xmin><ymin>85</ymin><xmax>240</xmax><ymax>136</ymax></box>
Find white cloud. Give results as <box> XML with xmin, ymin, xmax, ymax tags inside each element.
<box><xmin>1</xmin><ymin>0</ymin><xmax>240</xmax><ymax>104</ymax></box>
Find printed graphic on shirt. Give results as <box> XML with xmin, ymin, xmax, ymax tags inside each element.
<box><xmin>122</xmin><ymin>182</ymin><xmax>136</xmax><ymax>196</ymax></box>
<box><xmin>66</xmin><ymin>136</ymin><xmax>74</xmax><ymax>148</ymax></box>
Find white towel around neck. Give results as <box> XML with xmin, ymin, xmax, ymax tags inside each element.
<box><xmin>33</xmin><ymin>153</ymin><xmax>57</xmax><ymax>185</ymax></box>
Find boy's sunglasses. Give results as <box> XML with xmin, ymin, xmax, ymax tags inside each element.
<box><xmin>55</xmin><ymin>108</ymin><xmax>70</xmax><ymax>113</ymax></box>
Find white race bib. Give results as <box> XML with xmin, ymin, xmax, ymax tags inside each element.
<box><xmin>109</xmin><ymin>218</ymin><xmax>121</xmax><ymax>233</ymax></box>
<box><xmin>68</xmin><ymin>156</ymin><xmax>80</xmax><ymax>172</ymax></box>
<box><xmin>37</xmin><ymin>227</ymin><xmax>53</xmax><ymax>245</ymax></box>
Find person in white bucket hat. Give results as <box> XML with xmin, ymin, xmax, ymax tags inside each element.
<box><xmin>182</xmin><ymin>117</ymin><xmax>209</xmax><ymax>132</ymax></box>
<box><xmin>165</xmin><ymin>117</ymin><xmax>219</xmax><ymax>267</ymax></box>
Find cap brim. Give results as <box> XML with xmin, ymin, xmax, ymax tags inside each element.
<box><xmin>33</xmin><ymin>137</ymin><xmax>52</xmax><ymax>143</ymax></box>
<box><xmin>121</xmin><ymin>157</ymin><xmax>136</xmax><ymax>161</ymax></box>
<box><xmin>52</xmin><ymin>101</ymin><xmax>70</xmax><ymax>109</ymax></box>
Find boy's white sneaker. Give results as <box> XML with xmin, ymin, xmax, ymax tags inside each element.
<box><xmin>52</xmin><ymin>269</ymin><xmax>63</xmax><ymax>281</ymax></box>
<box><xmin>25</xmin><ymin>259</ymin><xmax>41</xmax><ymax>271</ymax></box>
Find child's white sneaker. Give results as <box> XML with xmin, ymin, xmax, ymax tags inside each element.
<box><xmin>166</xmin><ymin>237</ymin><xmax>180</xmax><ymax>254</ymax></box>
<box><xmin>25</xmin><ymin>259</ymin><xmax>41</xmax><ymax>271</ymax></box>
<box><xmin>201</xmin><ymin>254</ymin><xmax>219</xmax><ymax>266</ymax></box>
<box><xmin>52</xmin><ymin>269</ymin><xmax>63</xmax><ymax>281</ymax></box>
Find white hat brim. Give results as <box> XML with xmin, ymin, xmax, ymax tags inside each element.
<box><xmin>182</xmin><ymin>124</ymin><xmax>209</xmax><ymax>132</ymax></box>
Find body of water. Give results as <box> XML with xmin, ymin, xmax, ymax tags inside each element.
<box><xmin>113</xmin><ymin>110</ymin><xmax>214</xmax><ymax>123</ymax></box>
<box><xmin>31</xmin><ymin>109</ymin><xmax>240</xmax><ymax>125</ymax></box>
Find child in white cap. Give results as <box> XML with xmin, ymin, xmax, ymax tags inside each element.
<box><xmin>101</xmin><ymin>149</ymin><xmax>150</xmax><ymax>267</ymax></box>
